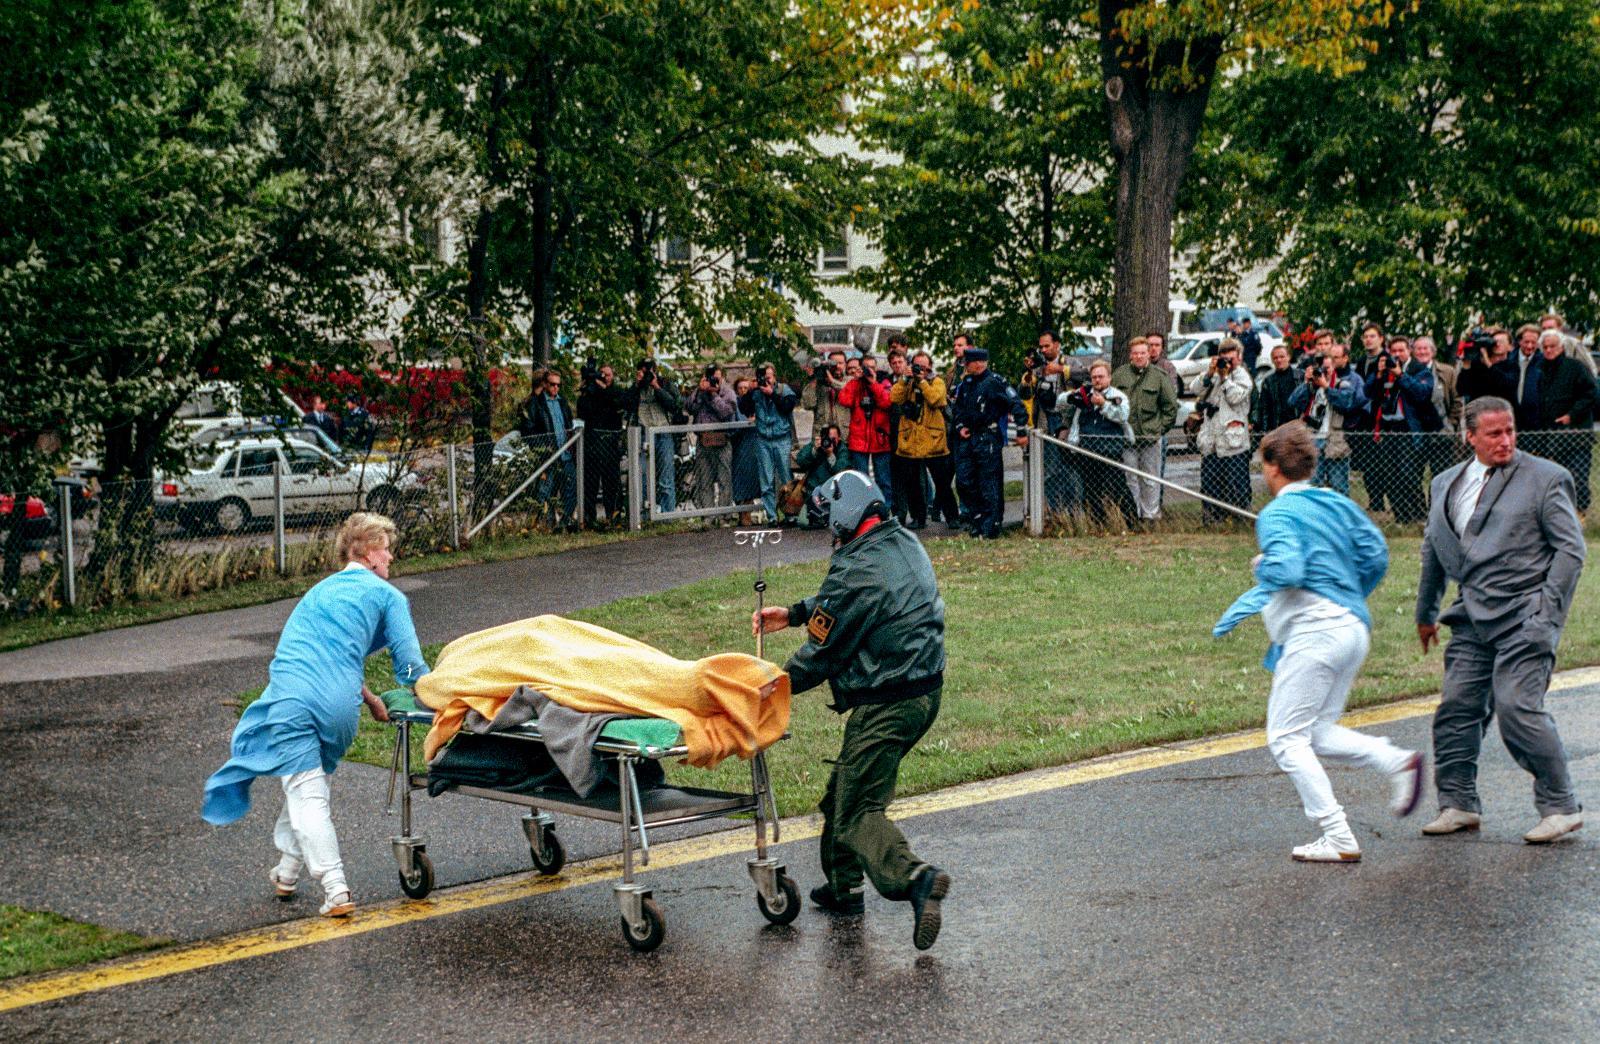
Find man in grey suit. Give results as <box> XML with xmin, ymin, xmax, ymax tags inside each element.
<box><xmin>1416</xmin><ymin>396</ymin><xmax>1586</xmax><ymax>843</ymax></box>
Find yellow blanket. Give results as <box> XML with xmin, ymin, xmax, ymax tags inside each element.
<box><xmin>414</xmin><ymin>615</ymin><xmax>791</xmax><ymax>767</ymax></box>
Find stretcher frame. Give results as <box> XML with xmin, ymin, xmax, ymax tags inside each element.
<box><xmin>384</xmin><ymin>707</ymin><xmax>797</xmax><ymax>952</ymax></box>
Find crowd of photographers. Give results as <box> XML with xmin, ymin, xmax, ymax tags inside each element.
<box><xmin>508</xmin><ymin>309</ymin><xmax>1595</xmax><ymax>533</ymax></box>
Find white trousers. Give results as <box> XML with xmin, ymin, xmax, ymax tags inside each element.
<box><xmin>1266</xmin><ymin>623</ymin><xmax>1411</xmax><ymax>823</ymax></box>
<box><xmin>273</xmin><ymin>768</ymin><xmax>348</xmax><ymax>898</ymax></box>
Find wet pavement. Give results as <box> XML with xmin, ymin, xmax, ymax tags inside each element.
<box><xmin>5</xmin><ymin>685</ymin><xmax>1598</xmax><ymax>1041</ymax></box>
<box><xmin>0</xmin><ymin>525</ymin><xmax>837</xmax><ymax>941</ymax></box>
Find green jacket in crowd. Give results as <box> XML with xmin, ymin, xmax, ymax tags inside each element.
<box><xmin>783</xmin><ymin>520</ymin><xmax>946</xmax><ymax>711</ymax></box>
<box><xmin>1110</xmin><ymin>362</ymin><xmax>1179</xmax><ymax>444</ymax></box>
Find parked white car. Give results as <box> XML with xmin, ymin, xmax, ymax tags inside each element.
<box><xmin>154</xmin><ymin>438</ymin><xmax>422</xmax><ymax>534</ymax></box>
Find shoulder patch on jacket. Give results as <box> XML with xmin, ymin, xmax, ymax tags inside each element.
<box><xmin>807</xmin><ymin>607</ymin><xmax>836</xmax><ymax>643</ymax></box>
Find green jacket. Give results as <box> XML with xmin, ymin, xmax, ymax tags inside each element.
<box><xmin>1110</xmin><ymin>363</ymin><xmax>1178</xmax><ymax>443</ymax></box>
<box><xmin>783</xmin><ymin>520</ymin><xmax>946</xmax><ymax>711</ymax></box>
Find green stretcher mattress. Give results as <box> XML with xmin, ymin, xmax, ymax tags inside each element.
<box><xmin>381</xmin><ymin>688</ymin><xmax>684</xmax><ymax>753</ymax></box>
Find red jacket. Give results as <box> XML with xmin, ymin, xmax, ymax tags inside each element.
<box><xmin>837</xmin><ymin>375</ymin><xmax>892</xmax><ymax>454</ymax></box>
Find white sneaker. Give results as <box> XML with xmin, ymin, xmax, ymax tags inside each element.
<box><xmin>1292</xmin><ymin>833</ymin><xmax>1362</xmax><ymax>863</ymax></box>
<box><xmin>320</xmin><ymin>891</ymin><xmax>355</xmax><ymax>918</ymax></box>
<box><xmin>1389</xmin><ymin>753</ymin><xmax>1425</xmax><ymax>817</ymax></box>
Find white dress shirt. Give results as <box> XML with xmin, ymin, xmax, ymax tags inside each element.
<box><xmin>1450</xmin><ymin>458</ymin><xmax>1491</xmax><ymax>535</ymax></box>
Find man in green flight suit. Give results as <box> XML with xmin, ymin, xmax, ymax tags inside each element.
<box><xmin>753</xmin><ymin>469</ymin><xmax>952</xmax><ymax>949</ymax></box>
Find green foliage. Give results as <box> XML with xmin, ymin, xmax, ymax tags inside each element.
<box><xmin>1185</xmin><ymin>0</ymin><xmax>1600</xmax><ymax>339</ymax></box>
<box><xmin>0</xmin><ymin>0</ymin><xmax>464</xmax><ymax>485</ymax></box>
<box><xmin>856</xmin><ymin>0</ymin><xmax>1112</xmax><ymax>350</ymax></box>
<box><xmin>410</xmin><ymin>0</ymin><xmax>904</xmax><ymax>371</ymax></box>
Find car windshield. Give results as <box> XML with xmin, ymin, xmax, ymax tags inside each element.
<box><xmin>1170</xmin><ymin>338</ymin><xmax>1207</xmax><ymax>360</ymax></box>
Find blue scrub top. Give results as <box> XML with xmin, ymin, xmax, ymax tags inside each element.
<box><xmin>202</xmin><ymin>566</ymin><xmax>429</xmax><ymax>825</ymax></box>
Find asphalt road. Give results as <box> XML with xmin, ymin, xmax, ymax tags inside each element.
<box><xmin>4</xmin><ymin>686</ymin><xmax>1598</xmax><ymax>1041</ymax></box>
<box><xmin>0</xmin><ymin>525</ymin><xmax>838</xmax><ymax>941</ymax></box>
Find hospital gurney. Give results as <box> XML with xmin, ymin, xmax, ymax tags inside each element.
<box><xmin>379</xmin><ymin>688</ymin><xmax>798</xmax><ymax>952</ymax></box>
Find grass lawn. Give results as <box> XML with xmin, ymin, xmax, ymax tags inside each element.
<box><xmin>330</xmin><ymin>531</ymin><xmax>1600</xmax><ymax>818</ymax></box>
<box><xmin>0</xmin><ymin>906</ymin><xmax>162</xmax><ymax>982</ymax></box>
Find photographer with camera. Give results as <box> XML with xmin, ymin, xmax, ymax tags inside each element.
<box><xmin>1531</xmin><ymin>327</ymin><xmax>1597</xmax><ymax>511</ymax></box>
<box><xmin>1362</xmin><ymin>336</ymin><xmax>1435</xmax><ymax>523</ymax></box>
<box><xmin>686</xmin><ymin>364</ymin><xmax>739</xmax><ymax>509</ymax></box>
<box><xmin>795</xmin><ymin>425</ymin><xmax>846</xmax><ymax>528</ymax></box>
<box><xmin>801</xmin><ymin>349</ymin><xmax>852</xmax><ymax>449</ymax></box>
<box><xmin>838</xmin><ymin>349</ymin><xmax>895</xmax><ymax>504</ymax></box>
<box><xmin>1455</xmin><ymin>326</ymin><xmax>1514</xmax><ymax>404</ymax></box>
<box><xmin>1023</xmin><ymin>330</ymin><xmax>1069</xmax><ymax>435</ymax></box>
<box><xmin>623</xmin><ymin>357</ymin><xmax>684</xmax><ymax>518</ymax></box>
<box><xmin>737</xmin><ymin>362</ymin><xmax>798</xmax><ymax>524</ymax></box>
<box><xmin>576</xmin><ymin>359</ymin><xmax>626</xmax><ymax>525</ymax></box>
<box><xmin>889</xmin><ymin>350</ymin><xmax>957</xmax><ymax>530</ymax></box>
<box><xmin>1057</xmin><ymin>359</ymin><xmax>1132</xmax><ymax>524</ymax></box>
<box><xmin>1195</xmin><ymin>338</ymin><xmax>1255</xmax><ymax>524</ymax></box>
<box><xmin>1287</xmin><ymin>335</ymin><xmax>1368</xmax><ymax>495</ymax></box>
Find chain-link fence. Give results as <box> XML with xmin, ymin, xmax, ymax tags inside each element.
<box><xmin>1</xmin><ymin>421</ymin><xmax>798</xmax><ymax>621</ymax></box>
<box><xmin>1027</xmin><ymin>426</ymin><xmax>1600</xmax><ymax>534</ymax></box>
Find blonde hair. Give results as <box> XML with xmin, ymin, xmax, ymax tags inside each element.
<box><xmin>1089</xmin><ymin>359</ymin><xmax>1112</xmax><ymax>375</ymax></box>
<box><xmin>336</xmin><ymin>512</ymin><xmax>397</xmax><ymax>563</ymax></box>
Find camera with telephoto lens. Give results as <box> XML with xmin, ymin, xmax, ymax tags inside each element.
<box><xmin>1066</xmin><ymin>384</ymin><xmax>1098</xmax><ymax>412</ymax></box>
<box><xmin>581</xmin><ymin>356</ymin><xmax>601</xmax><ymax>384</ymax></box>
<box><xmin>1215</xmin><ymin>354</ymin><xmax>1234</xmax><ymax>373</ymax></box>
<box><xmin>1461</xmin><ymin>328</ymin><xmax>1495</xmax><ymax>365</ymax></box>
<box><xmin>638</xmin><ymin>357</ymin><xmax>656</xmax><ymax>379</ymax></box>
<box><xmin>1024</xmin><ymin>348</ymin><xmax>1043</xmax><ymax>371</ymax></box>
<box><xmin>703</xmin><ymin>364</ymin><xmax>720</xmax><ymax>390</ymax></box>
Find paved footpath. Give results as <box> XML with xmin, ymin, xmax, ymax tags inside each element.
<box><xmin>3</xmin><ymin>678</ymin><xmax>1597</xmax><ymax>1040</ymax></box>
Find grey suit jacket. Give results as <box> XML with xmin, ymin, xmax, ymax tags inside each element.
<box><xmin>1416</xmin><ymin>451</ymin><xmax>1586</xmax><ymax>643</ymax></box>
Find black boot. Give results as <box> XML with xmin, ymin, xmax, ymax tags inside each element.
<box><xmin>810</xmin><ymin>884</ymin><xmax>865</xmax><ymax>916</ymax></box>
<box><xmin>908</xmin><ymin>865</ymin><xmax>950</xmax><ymax>950</ymax></box>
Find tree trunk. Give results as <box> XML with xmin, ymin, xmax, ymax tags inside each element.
<box><xmin>1038</xmin><ymin>148</ymin><xmax>1055</xmax><ymax>334</ymax></box>
<box><xmin>465</xmin><ymin>69</ymin><xmax>506</xmax><ymax>496</ymax></box>
<box><xmin>1098</xmin><ymin>2</ymin><xmax>1221</xmax><ymax>365</ymax></box>
<box><xmin>529</xmin><ymin>61</ymin><xmax>556</xmax><ymax>367</ymax></box>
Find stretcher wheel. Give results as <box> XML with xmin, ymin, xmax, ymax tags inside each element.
<box><xmin>399</xmin><ymin>852</ymin><xmax>434</xmax><ymax>899</ymax></box>
<box><xmin>529</xmin><ymin>831</ymin><xmax>565</xmax><ymax>875</ymax></box>
<box><xmin>757</xmin><ymin>874</ymin><xmax>802</xmax><ymax>925</ymax></box>
<box><xmin>621</xmin><ymin>898</ymin><xmax>666</xmax><ymax>952</ymax></box>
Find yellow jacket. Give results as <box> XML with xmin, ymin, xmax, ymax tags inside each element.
<box><xmin>890</xmin><ymin>376</ymin><xmax>950</xmax><ymax>458</ymax></box>
<box><xmin>414</xmin><ymin>615</ymin><xmax>790</xmax><ymax>768</ymax></box>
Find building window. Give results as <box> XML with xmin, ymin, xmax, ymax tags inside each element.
<box><xmin>820</xmin><ymin>230</ymin><xmax>849</xmax><ymax>272</ymax></box>
<box><xmin>664</xmin><ymin>237</ymin><xmax>691</xmax><ymax>264</ymax></box>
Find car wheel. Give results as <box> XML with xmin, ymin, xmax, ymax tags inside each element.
<box><xmin>212</xmin><ymin>497</ymin><xmax>251</xmax><ymax>534</ymax></box>
<box><xmin>365</xmin><ymin>487</ymin><xmax>397</xmax><ymax>516</ymax></box>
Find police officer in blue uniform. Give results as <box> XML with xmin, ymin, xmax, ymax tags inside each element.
<box><xmin>950</xmin><ymin>347</ymin><xmax>1028</xmax><ymax>538</ymax></box>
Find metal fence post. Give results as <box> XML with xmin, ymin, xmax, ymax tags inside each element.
<box><xmin>574</xmin><ymin>425</ymin><xmax>586</xmax><ymax>530</ymax></box>
<box><xmin>447</xmin><ymin>443</ymin><xmax>461</xmax><ymax>549</ymax></box>
<box><xmin>52</xmin><ymin>477</ymin><xmax>80</xmax><ymax>608</ymax></box>
<box><xmin>1027</xmin><ymin>426</ymin><xmax>1045</xmax><ymax>536</ymax></box>
<box><xmin>627</xmin><ymin>426</ymin><xmax>642</xmax><ymax>532</ymax></box>
<box><xmin>273</xmin><ymin>460</ymin><xmax>287</xmax><ymax>573</ymax></box>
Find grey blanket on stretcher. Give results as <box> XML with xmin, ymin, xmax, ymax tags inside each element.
<box><xmin>461</xmin><ymin>685</ymin><xmax>619</xmax><ymax>797</ymax></box>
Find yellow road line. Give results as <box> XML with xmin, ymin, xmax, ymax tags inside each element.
<box><xmin>6</xmin><ymin>665</ymin><xmax>1600</xmax><ymax>1013</ymax></box>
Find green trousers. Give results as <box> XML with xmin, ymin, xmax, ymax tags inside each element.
<box><xmin>819</xmin><ymin>690</ymin><xmax>941</xmax><ymax>902</ymax></box>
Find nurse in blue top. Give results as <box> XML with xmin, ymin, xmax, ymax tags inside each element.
<box><xmin>202</xmin><ymin>512</ymin><xmax>429</xmax><ymax>917</ymax></box>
